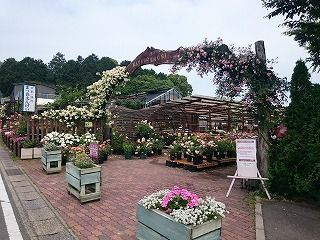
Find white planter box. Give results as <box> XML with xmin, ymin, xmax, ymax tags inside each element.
<box><xmin>21</xmin><ymin>148</ymin><xmax>33</xmax><ymax>160</ymax></box>
<box><xmin>41</xmin><ymin>149</ymin><xmax>62</xmax><ymax>174</ymax></box>
<box><xmin>136</xmin><ymin>203</ymin><xmax>221</xmax><ymax>240</ymax></box>
<box><xmin>66</xmin><ymin>162</ymin><xmax>101</xmax><ymax>203</ymax></box>
<box><xmin>33</xmin><ymin>147</ymin><xmax>42</xmax><ymax>159</ymax></box>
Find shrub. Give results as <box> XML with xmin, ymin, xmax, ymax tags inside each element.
<box><xmin>73</xmin><ymin>152</ymin><xmax>95</xmax><ymax>169</ymax></box>
<box><xmin>43</xmin><ymin>142</ymin><xmax>60</xmax><ymax>151</ymax></box>
<box><xmin>111</xmin><ymin>130</ymin><xmax>126</xmax><ymax>154</ymax></box>
<box><xmin>21</xmin><ymin>139</ymin><xmax>37</xmax><ymax>148</ymax></box>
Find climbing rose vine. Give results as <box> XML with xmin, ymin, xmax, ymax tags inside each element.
<box><xmin>172</xmin><ymin>38</ymin><xmax>289</xmax><ymax>130</ymax></box>
<box><xmin>33</xmin><ymin>67</ymin><xmax>128</xmax><ymax>127</ymax></box>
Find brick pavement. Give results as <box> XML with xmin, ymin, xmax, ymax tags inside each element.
<box><xmin>18</xmin><ymin>156</ymin><xmax>255</xmax><ymax>240</ymax></box>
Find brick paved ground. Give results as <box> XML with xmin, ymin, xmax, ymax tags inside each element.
<box><xmin>18</xmin><ymin>156</ymin><xmax>255</xmax><ymax>240</ymax></box>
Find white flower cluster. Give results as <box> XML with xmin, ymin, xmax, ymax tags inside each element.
<box><xmin>80</xmin><ymin>132</ymin><xmax>97</xmax><ymax>145</ymax></box>
<box><xmin>0</xmin><ymin>104</ymin><xmax>7</xmax><ymax>118</ymax></box>
<box><xmin>87</xmin><ymin>66</ymin><xmax>129</xmax><ymax>112</ymax></box>
<box><xmin>139</xmin><ymin>191</ymin><xmax>228</xmax><ymax>226</ymax></box>
<box><xmin>42</xmin><ymin>131</ymin><xmax>80</xmax><ymax>147</ymax></box>
<box><xmin>139</xmin><ymin>189</ymin><xmax>170</xmax><ymax>209</ymax></box>
<box><xmin>170</xmin><ymin>197</ymin><xmax>227</xmax><ymax>226</ymax></box>
<box><xmin>42</xmin><ymin>131</ymin><xmax>97</xmax><ymax>147</ymax></box>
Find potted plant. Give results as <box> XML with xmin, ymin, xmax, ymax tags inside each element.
<box><xmin>20</xmin><ymin>139</ymin><xmax>36</xmax><ymax>159</ymax></box>
<box><xmin>123</xmin><ymin>142</ymin><xmax>134</xmax><ymax>160</ymax></box>
<box><xmin>152</xmin><ymin>139</ymin><xmax>164</xmax><ymax>155</ymax></box>
<box><xmin>216</xmin><ymin>140</ymin><xmax>228</xmax><ymax>159</ymax></box>
<box><xmin>168</xmin><ymin>145</ymin><xmax>177</xmax><ymax>160</ymax></box>
<box><xmin>135</xmin><ymin>120</ymin><xmax>155</xmax><ymax>140</ymax></box>
<box><xmin>226</xmin><ymin>140</ymin><xmax>236</xmax><ymax>158</ymax></box>
<box><xmin>66</xmin><ymin>151</ymin><xmax>101</xmax><ymax>203</ymax></box>
<box><xmin>203</xmin><ymin>140</ymin><xmax>216</xmax><ymax>162</ymax></box>
<box><xmin>136</xmin><ymin>138</ymin><xmax>152</xmax><ymax>159</ymax></box>
<box><xmin>137</xmin><ymin>186</ymin><xmax>227</xmax><ymax>240</ymax></box>
<box><xmin>98</xmin><ymin>141</ymin><xmax>112</xmax><ymax>164</ymax></box>
<box><xmin>41</xmin><ymin>143</ymin><xmax>62</xmax><ymax>174</ymax></box>
<box><xmin>191</xmin><ymin>143</ymin><xmax>204</xmax><ymax>165</ymax></box>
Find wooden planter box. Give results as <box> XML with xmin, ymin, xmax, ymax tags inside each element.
<box><xmin>41</xmin><ymin>149</ymin><xmax>62</xmax><ymax>174</ymax></box>
<box><xmin>21</xmin><ymin>148</ymin><xmax>33</xmax><ymax>160</ymax></box>
<box><xmin>136</xmin><ymin>204</ymin><xmax>221</xmax><ymax>240</ymax></box>
<box><xmin>66</xmin><ymin>162</ymin><xmax>101</xmax><ymax>203</ymax></box>
<box><xmin>33</xmin><ymin>147</ymin><xmax>42</xmax><ymax>159</ymax></box>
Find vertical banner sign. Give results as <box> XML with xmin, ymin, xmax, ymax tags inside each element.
<box><xmin>89</xmin><ymin>142</ymin><xmax>99</xmax><ymax>162</ymax></box>
<box><xmin>236</xmin><ymin>139</ymin><xmax>257</xmax><ymax>178</ymax></box>
<box><xmin>22</xmin><ymin>85</ymin><xmax>36</xmax><ymax>112</ymax></box>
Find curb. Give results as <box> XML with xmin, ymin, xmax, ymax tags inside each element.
<box><xmin>255</xmin><ymin>196</ymin><xmax>266</xmax><ymax>240</ymax></box>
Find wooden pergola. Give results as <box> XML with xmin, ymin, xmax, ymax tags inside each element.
<box><xmin>112</xmin><ymin>95</ymin><xmax>254</xmax><ymax>138</ymax></box>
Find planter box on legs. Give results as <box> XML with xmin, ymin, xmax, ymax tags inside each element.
<box><xmin>41</xmin><ymin>149</ymin><xmax>62</xmax><ymax>174</ymax></box>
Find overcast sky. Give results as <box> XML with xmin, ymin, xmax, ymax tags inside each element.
<box><xmin>1</xmin><ymin>0</ymin><xmax>318</xmax><ymax>96</ymax></box>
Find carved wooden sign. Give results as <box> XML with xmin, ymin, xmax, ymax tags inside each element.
<box><xmin>126</xmin><ymin>47</ymin><xmax>181</xmax><ymax>75</ymax></box>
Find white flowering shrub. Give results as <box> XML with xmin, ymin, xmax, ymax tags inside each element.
<box><xmin>42</xmin><ymin>132</ymin><xmax>80</xmax><ymax>147</ymax></box>
<box><xmin>80</xmin><ymin>132</ymin><xmax>97</xmax><ymax>145</ymax></box>
<box><xmin>139</xmin><ymin>188</ymin><xmax>228</xmax><ymax>226</ymax></box>
<box><xmin>32</xmin><ymin>67</ymin><xmax>128</xmax><ymax>127</ymax></box>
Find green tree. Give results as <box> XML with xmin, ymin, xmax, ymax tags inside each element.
<box><xmin>290</xmin><ymin>60</ymin><xmax>311</xmax><ymax>102</ymax></box>
<box><xmin>0</xmin><ymin>58</ymin><xmax>19</xmax><ymax>96</ymax></box>
<box><xmin>263</xmin><ymin>0</ymin><xmax>320</xmax><ymax>70</ymax></box>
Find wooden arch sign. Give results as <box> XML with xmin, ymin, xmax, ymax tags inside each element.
<box><xmin>126</xmin><ymin>47</ymin><xmax>181</xmax><ymax>75</ymax></box>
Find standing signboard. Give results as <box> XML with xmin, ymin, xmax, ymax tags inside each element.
<box><xmin>22</xmin><ymin>85</ymin><xmax>36</xmax><ymax>112</ymax></box>
<box><xmin>89</xmin><ymin>142</ymin><xmax>99</xmax><ymax>163</ymax></box>
<box><xmin>236</xmin><ymin>139</ymin><xmax>257</xmax><ymax>178</ymax></box>
<box><xmin>226</xmin><ymin>138</ymin><xmax>271</xmax><ymax>199</ymax></box>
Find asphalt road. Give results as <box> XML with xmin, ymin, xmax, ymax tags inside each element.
<box><xmin>262</xmin><ymin>200</ymin><xmax>320</xmax><ymax>240</ymax></box>
<box><xmin>0</xmin><ymin>201</ymin><xmax>9</xmax><ymax>240</ymax></box>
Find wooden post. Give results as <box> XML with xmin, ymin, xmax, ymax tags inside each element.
<box><xmin>255</xmin><ymin>40</ymin><xmax>269</xmax><ymax>177</ymax></box>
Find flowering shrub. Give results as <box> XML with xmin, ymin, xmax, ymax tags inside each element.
<box><xmin>172</xmin><ymin>38</ymin><xmax>289</xmax><ymax>130</ymax></box>
<box><xmin>42</xmin><ymin>132</ymin><xmax>80</xmax><ymax>147</ymax></box>
<box><xmin>135</xmin><ymin>138</ymin><xmax>153</xmax><ymax>155</ymax></box>
<box><xmin>139</xmin><ymin>186</ymin><xmax>227</xmax><ymax>226</ymax></box>
<box><xmin>135</xmin><ymin>120</ymin><xmax>155</xmax><ymax>139</ymax></box>
<box><xmin>80</xmin><ymin>132</ymin><xmax>97</xmax><ymax>146</ymax></box>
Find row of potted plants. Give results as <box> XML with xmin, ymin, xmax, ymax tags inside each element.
<box><xmin>168</xmin><ymin>133</ymin><xmax>237</xmax><ymax>165</ymax></box>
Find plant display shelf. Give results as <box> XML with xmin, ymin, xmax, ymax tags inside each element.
<box><xmin>215</xmin><ymin>157</ymin><xmax>236</xmax><ymax>165</ymax></box>
<box><xmin>166</xmin><ymin>159</ymin><xmax>219</xmax><ymax>172</ymax></box>
<box><xmin>41</xmin><ymin>149</ymin><xmax>62</xmax><ymax>174</ymax></box>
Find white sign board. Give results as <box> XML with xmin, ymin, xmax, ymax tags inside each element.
<box><xmin>236</xmin><ymin>138</ymin><xmax>257</xmax><ymax>178</ymax></box>
<box><xmin>22</xmin><ymin>85</ymin><xmax>36</xmax><ymax>112</ymax></box>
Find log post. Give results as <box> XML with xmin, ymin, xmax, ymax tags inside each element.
<box><xmin>255</xmin><ymin>40</ymin><xmax>269</xmax><ymax>177</ymax></box>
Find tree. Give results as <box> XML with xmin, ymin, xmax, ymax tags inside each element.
<box><xmin>0</xmin><ymin>58</ymin><xmax>19</xmax><ymax>96</ymax></box>
<box><xmin>290</xmin><ymin>60</ymin><xmax>311</xmax><ymax>102</ymax></box>
<box><xmin>262</xmin><ymin>0</ymin><xmax>320</xmax><ymax>70</ymax></box>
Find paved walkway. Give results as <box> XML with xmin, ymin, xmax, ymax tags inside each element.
<box><xmin>262</xmin><ymin>200</ymin><xmax>320</xmax><ymax>240</ymax></box>
<box><xmin>17</xmin><ymin>155</ymin><xmax>255</xmax><ymax>240</ymax></box>
<box><xmin>0</xmin><ymin>145</ymin><xmax>76</xmax><ymax>240</ymax></box>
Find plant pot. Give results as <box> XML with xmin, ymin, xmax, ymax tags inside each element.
<box><xmin>186</xmin><ymin>154</ymin><xmax>192</xmax><ymax>162</ymax></box>
<box><xmin>66</xmin><ymin>162</ymin><xmax>101</xmax><ymax>203</ymax></box>
<box><xmin>193</xmin><ymin>155</ymin><xmax>203</xmax><ymax>165</ymax></box>
<box><xmin>157</xmin><ymin>149</ymin><xmax>162</xmax><ymax>155</ymax></box>
<box><xmin>170</xmin><ymin>154</ymin><xmax>176</xmax><ymax>160</ymax></box>
<box><xmin>125</xmin><ymin>153</ymin><xmax>132</xmax><ymax>160</ymax></box>
<box><xmin>213</xmin><ymin>151</ymin><xmax>218</xmax><ymax>157</ymax></box>
<box><xmin>33</xmin><ymin>147</ymin><xmax>42</xmax><ymax>159</ymax></box>
<box><xmin>21</xmin><ymin>148</ymin><xmax>33</xmax><ymax>160</ymax></box>
<box><xmin>227</xmin><ymin>151</ymin><xmax>236</xmax><ymax>158</ymax></box>
<box><xmin>140</xmin><ymin>153</ymin><xmax>147</xmax><ymax>159</ymax></box>
<box><xmin>217</xmin><ymin>152</ymin><xmax>226</xmax><ymax>159</ymax></box>
<box><xmin>176</xmin><ymin>152</ymin><xmax>182</xmax><ymax>160</ymax></box>
<box><xmin>206</xmin><ymin>154</ymin><xmax>213</xmax><ymax>162</ymax></box>
<box><xmin>136</xmin><ymin>203</ymin><xmax>222</xmax><ymax>240</ymax></box>
<box><xmin>41</xmin><ymin>149</ymin><xmax>62</xmax><ymax>174</ymax></box>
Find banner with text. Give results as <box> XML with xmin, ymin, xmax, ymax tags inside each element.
<box><xmin>236</xmin><ymin>139</ymin><xmax>257</xmax><ymax>178</ymax></box>
<box><xmin>22</xmin><ymin>85</ymin><xmax>36</xmax><ymax>112</ymax></box>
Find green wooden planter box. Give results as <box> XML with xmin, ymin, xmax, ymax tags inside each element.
<box><xmin>136</xmin><ymin>204</ymin><xmax>221</xmax><ymax>240</ymax></box>
<box><xmin>41</xmin><ymin>149</ymin><xmax>62</xmax><ymax>174</ymax></box>
<box><xmin>66</xmin><ymin>162</ymin><xmax>101</xmax><ymax>203</ymax></box>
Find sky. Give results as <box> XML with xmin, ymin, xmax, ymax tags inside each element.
<box><xmin>1</xmin><ymin>0</ymin><xmax>319</xmax><ymax>96</ymax></box>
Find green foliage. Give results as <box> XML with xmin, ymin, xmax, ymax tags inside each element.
<box><xmin>290</xmin><ymin>60</ymin><xmax>311</xmax><ymax>102</ymax></box>
<box><xmin>263</xmin><ymin>0</ymin><xmax>320</xmax><ymax>71</ymax></box>
<box><xmin>111</xmin><ymin>130</ymin><xmax>126</xmax><ymax>154</ymax></box>
<box><xmin>73</xmin><ymin>152</ymin><xmax>95</xmax><ymax>169</ymax></box>
<box><xmin>21</xmin><ymin>139</ymin><xmax>37</xmax><ymax>148</ymax></box>
<box><xmin>43</xmin><ymin>142</ymin><xmax>60</xmax><ymax>151</ymax></box>
<box><xmin>269</xmin><ymin>66</ymin><xmax>320</xmax><ymax>200</ymax></box>
<box><xmin>135</xmin><ymin>120</ymin><xmax>155</xmax><ymax>139</ymax></box>
<box><xmin>50</xmin><ymin>87</ymin><xmax>86</xmax><ymax>109</ymax></box>
<box><xmin>115</xmin><ymin>99</ymin><xmax>145</xmax><ymax>110</ymax></box>
<box><xmin>122</xmin><ymin>142</ymin><xmax>134</xmax><ymax>154</ymax></box>
<box><xmin>17</xmin><ymin>120</ymin><xmax>27</xmax><ymax>136</ymax></box>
